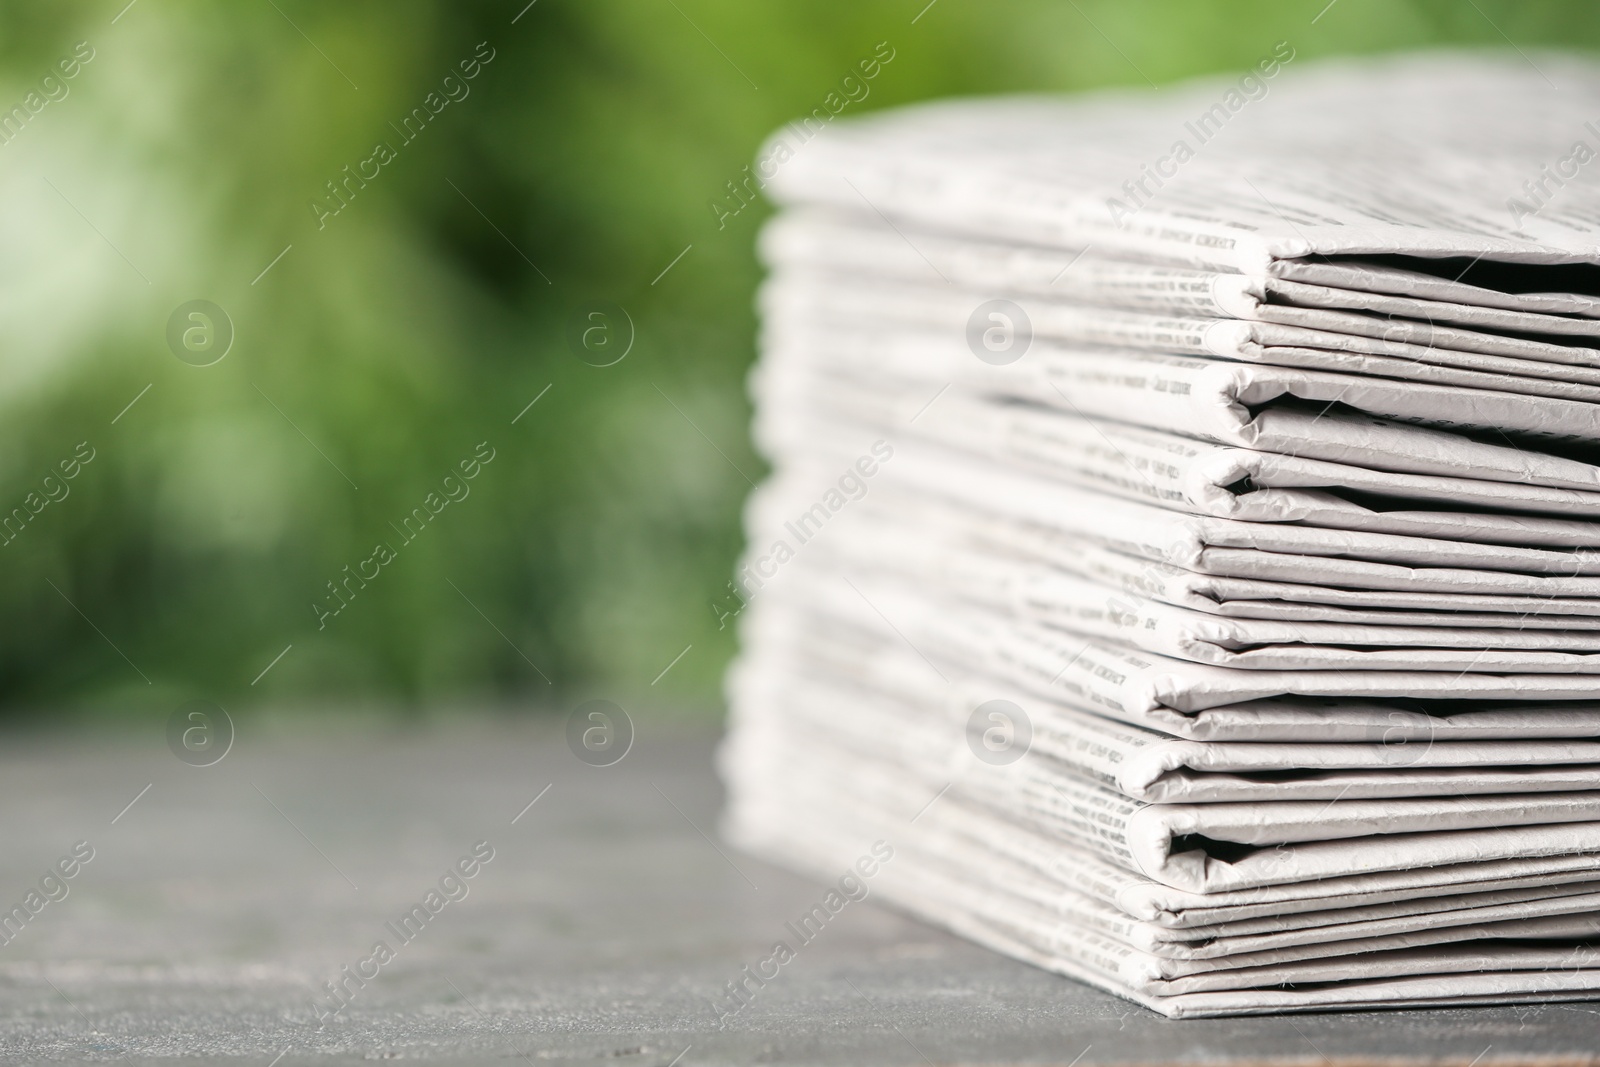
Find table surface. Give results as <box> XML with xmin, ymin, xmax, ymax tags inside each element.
<box><xmin>1</xmin><ymin>716</ymin><xmax>1597</xmax><ymax>1066</ymax></box>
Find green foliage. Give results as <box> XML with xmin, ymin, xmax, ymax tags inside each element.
<box><xmin>0</xmin><ymin>0</ymin><xmax>1592</xmax><ymax>715</ymax></box>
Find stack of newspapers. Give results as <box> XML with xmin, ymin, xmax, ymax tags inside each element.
<box><xmin>719</xmin><ymin>54</ymin><xmax>1600</xmax><ymax>1017</ymax></box>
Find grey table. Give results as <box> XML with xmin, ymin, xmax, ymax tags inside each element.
<box><xmin>1</xmin><ymin>717</ymin><xmax>1596</xmax><ymax>1065</ymax></box>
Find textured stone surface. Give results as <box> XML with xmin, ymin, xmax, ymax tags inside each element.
<box><xmin>0</xmin><ymin>718</ymin><xmax>1596</xmax><ymax>1065</ymax></box>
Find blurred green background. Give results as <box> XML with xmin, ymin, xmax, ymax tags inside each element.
<box><xmin>0</xmin><ymin>0</ymin><xmax>1593</xmax><ymax>717</ymax></box>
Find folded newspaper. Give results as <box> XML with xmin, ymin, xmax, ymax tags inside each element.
<box><xmin>720</xmin><ymin>53</ymin><xmax>1600</xmax><ymax>1017</ymax></box>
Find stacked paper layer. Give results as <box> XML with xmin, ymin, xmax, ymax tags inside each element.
<box><xmin>719</xmin><ymin>54</ymin><xmax>1600</xmax><ymax>1017</ymax></box>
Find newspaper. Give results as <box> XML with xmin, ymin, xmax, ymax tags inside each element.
<box><xmin>740</xmin><ymin>579</ymin><xmax>1600</xmax><ymax>729</ymax></box>
<box><xmin>734</xmin><ymin>609</ymin><xmax>1600</xmax><ymax>897</ymax></box>
<box><xmin>755</xmin><ymin>833</ymin><xmax>1600</xmax><ymax>1016</ymax></box>
<box><xmin>880</xmin><ymin>837</ymin><xmax>1600</xmax><ymax>1012</ymax></box>
<box><xmin>747</xmin><ymin>457</ymin><xmax>1600</xmax><ymax>595</ymax></box>
<box><xmin>763</xmin><ymin>211</ymin><xmax>1600</xmax><ymax>351</ymax></box>
<box><xmin>731</xmin><ymin>775</ymin><xmax>1600</xmax><ymax>967</ymax></box>
<box><xmin>772</xmin><ymin>272</ymin><xmax>1600</xmax><ymax>404</ymax></box>
<box><xmin>724</xmin><ymin>52</ymin><xmax>1600</xmax><ymax>1016</ymax></box>
<box><xmin>722</xmin><ymin>721</ymin><xmax>1600</xmax><ymax>926</ymax></box>
<box><xmin>756</xmin><ymin>360</ymin><xmax>1600</xmax><ymax>532</ymax></box>
<box><xmin>731</xmin><ymin>647</ymin><xmax>1600</xmax><ymax>804</ymax></box>
<box><xmin>749</xmin><ymin>474</ymin><xmax>1600</xmax><ymax>628</ymax></box>
<box><xmin>760</xmin><ymin>54</ymin><xmax>1600</xmax><ymax>267</ymax></box>
<box><xmin>742</xmin><ymin>594</ymin><xmax>1600</xmax><ymax>742</ymax></box>
<box><xmin>761</xmin><ymin>314</ymin><xmax>1600</xmax><ymax>458</ymax></box>
<box><xmin>752</xmin><ymin>506</ymin><xmax>1600</xmax><ymax>671</ymax></box>
<box><xmin>777</xmin><ymin>518</ymin><xmax>1600</xmax><ymax>665</ymax></box>
<box><xmin>728</xmin><ymin>656</ymin><xmax>1600</xmax><ymax>896</ymax></box>
<box><xmin>721</xmin><ymin>727</ymin><xmax>1600</xmax><ymax>1015</ymax></box>
<box><xmin>731</xmin><ymin>765</ymin><xmax>1600</xmax><ymax>966</ymax></box>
